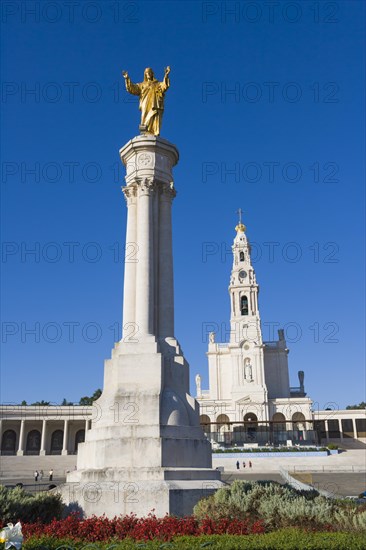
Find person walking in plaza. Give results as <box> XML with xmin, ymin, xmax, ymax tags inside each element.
<box><xmin>236</xmin><ymin>460</ymin><xmax>240</xmax><ymax>469</ymax></box>
<box><xmin>49</xmin><ymin>469</ymin><xmax>53</xmax><ymax>481</ymax></box>
<box><xmin>243</xmin><ymin>461</ymin><xmax>246</xmax><ymax>468</ymax></box>
<box><xmin>39</xmin><ymin>469</ymin><xmax>43</xmax><ymax>481</ymax></box>
<box><xmin>34</xmin><ymin>470</ymin><xmax>39</xmax><ymax>482</ymax></box>
<box><xmin>249</xmin><ymin>460</ymin><xmax>252</xmax><ymax>468</ymax></box>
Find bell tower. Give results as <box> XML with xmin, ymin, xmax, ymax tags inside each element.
<box><xmin>229</xmin><ymin>211</ymin><xmax>262</xmax><ymax>348</ymax></box>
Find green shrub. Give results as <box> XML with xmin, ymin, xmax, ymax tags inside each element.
<box><xmin>194</xmin><ymin>480</ymin><xmax>366</xmax><ymax>532</ymax></box>
<box><xmin>0</xmin><ymin>485</ymin><xmax>64</xmax><ymax>524</ymax></box>
<box><xmin>327</xmin><ymin>443</ymin><xmax>339</xmax><ymax>450</ymax></box>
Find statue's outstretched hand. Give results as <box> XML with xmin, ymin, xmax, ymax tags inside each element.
<box><xmin>164</xmin><ymin>66</ymin><xmax>171</xmax><ymax>76</ymax></box>
<box><xmin>122</xmin><ymin>70</ymin><xmax>128</xmax><ymax>79</ymax></box>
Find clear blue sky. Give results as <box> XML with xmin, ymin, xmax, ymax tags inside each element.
<box><xmin>1</xmin><ymin>1</ymin><xmax>365</xmax><ymax>410</ymax></box>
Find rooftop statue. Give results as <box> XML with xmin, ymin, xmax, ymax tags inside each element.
<box><xmin>122</xmin><ymin>67</ymin><xmax>171</xmax><ymax>136</ymax></box>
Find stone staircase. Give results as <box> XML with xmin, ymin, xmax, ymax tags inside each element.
<box><xmin>0</xmin><ymin>455</ymin><xmax>77</xmax><ymax>481</ymax></box>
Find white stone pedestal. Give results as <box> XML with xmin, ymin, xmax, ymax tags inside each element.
<box><xmin>58</xmin><ymin>135</ymin><xmax>221</xmax><ymax>517</ymax></box>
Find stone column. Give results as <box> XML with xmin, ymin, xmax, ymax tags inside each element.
<box><xmin>122</xmin><ymin>186</ymin><xmax>137</xmax><ymax>340</ymax></box>
<box><xmin>17</xmin><ymin>420</ymin><xmax>25</xmax><ymax>455</ymax></box>
<box><xmin>324</xmin><ymin>419</ymin><xmax>329</xmax><ymax>442</ymax></box>
<box><xmin>352</xmin><ymin>417</ymin><xmax>357</xmax><ymax>439</ymax></box>
<box><xmin>158</xmin><ymin>187</ymin><xmax>175</xmax><ymax>338</ymax></box>
<box><xmin>338</xmin><ymin>419</ymin><xmax>343</xmax><ymax>443</ymax></box>
<box><xmin>135</xmin><ymin>180</ymin><xmax>154</xmax><ymax>338</ymax></box>
<box><xmin>62</xmin><ymin>420</ymin><xmax>69</xmax><ymax>455</ymax></box>
<box><xmin>0</xmin><ymin>419</ymin><xmax>2</xmax><ymax>452</ymax></box>
<box><xmin>40</xmin><ymin>419</ymin><xmax>47</xmax><ymax>455</ymax></box>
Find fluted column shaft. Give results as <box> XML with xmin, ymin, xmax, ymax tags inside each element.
<box><xmin>158</xmin><ymin>187</ymin><xmax>175</xmax><ymax>338</ymax></box>
<box><xmin>135</xmin><ymin>181</ymin><xmax>154</xmax><ymax>338</ymax></box>
<box><xmin>122</xmin><ymin>187</ymin><xmax>137</xmax><ymax>340</ymax></box>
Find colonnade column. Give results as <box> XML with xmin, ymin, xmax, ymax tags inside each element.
<box><xmin>122</xmin><ymin>186</ymin><xmax>137</xmax><ymax>341</ymax></box>
<box><xmin>338</xmin><ymin>419</ymin><xmax>344</xmax><ymax>442</ymax></box>
<box><xmin>158</xmin><ymin>186</ymin><xmax>175</xmax><ymax>338</ymax></box>
<box><xmin>17</xmin><ymin>420</ymin><xmax>25</xmax><ymax>455</ymax></box>
<box><xmin>62</xmin><ymin>420</ymin><xmax>69</xmax><ymax>455</ymax></box>
<box><xmin>40</xmin><ymin>419</ymin><xmax>47</xmax><ymax>455</ymax></box>
<box><xmin>352</xmin><ymin>418</ymin><xmax>357</xmax><ymax>439</ymax></box>
<box><xmin>135</xmin><ymin>180</ymin><xmax>154</xmax><ymax>338</ymax></box>
<box><xmin>324</xmin><ymin>419</ymin><xmax>329</xmax><ymax>442</ymax></box>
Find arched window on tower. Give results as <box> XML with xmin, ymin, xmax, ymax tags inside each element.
<box><xmin>239</xmin><ymin>251</ymin><xmax>244</xmax><ymax>262</ymax></box>
<box><xmin>240</xmin><ymin>295</ymin><xmax>248</xmax><ymax>315</ymax></box>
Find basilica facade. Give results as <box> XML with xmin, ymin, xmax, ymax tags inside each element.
<box><xmin>196</xmin><ymin>220</ymin><xmax>320</xmax><ymax>447</ymax></box>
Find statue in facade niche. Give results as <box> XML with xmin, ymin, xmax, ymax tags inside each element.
<box><xmin>122</xmin><ymin>67</ymin><xmax>171</xmax><ymax>136</ymax></box>
<box><xmin>209</xmin><ymin>331</ymin><xmax>215</xmax><ymax>343</ymax></box>
<box><xmin>244</xmin><ymin>358</ymin><xmax>253</xmax><ymax>382</ymax></box>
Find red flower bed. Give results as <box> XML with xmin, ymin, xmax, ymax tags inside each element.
<box><xmin>21</xmin><ymin>512</ymin><xmax>265</xmax><ymax>542</ymax></box>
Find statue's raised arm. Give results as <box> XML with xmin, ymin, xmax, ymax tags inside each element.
<box><xmin>122</xmin><ymin>67</ymin><xmax>171</xmax><ymax>136</ymax></box>
<box><xmin>122</xmin><ymin>70</ymin><xmax>141</xmax><ymax>96</ymax></box>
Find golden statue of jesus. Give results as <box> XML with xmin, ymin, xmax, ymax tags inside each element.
<box><xmin>122</xmin><ymin>67</ymin><xmax>170</xmax><ymax>136</ymax></box>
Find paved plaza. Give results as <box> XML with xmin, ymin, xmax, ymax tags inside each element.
<box><xmin>1</xmin><ymin>449</ymin><xmax>365</xmax><ymax>497</ymax></box>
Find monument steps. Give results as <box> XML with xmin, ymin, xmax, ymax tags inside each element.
<box><xmin>0</xmin><ymin>455</ymin><xmax>77</xmax><ymax>479</ymax></box>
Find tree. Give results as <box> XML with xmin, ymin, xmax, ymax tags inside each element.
<box><xmin>61</xmin><ymin>398</ymin><xmax>73</xmax><ymax>406</ymax></box>
<box><xmin>31</xmin><ymin>400</ymin><xmax>50</xmax><ymax>406</ymax></box>
<box><xmin>79</xmin><ymin>389</ymin><xmax>102</xmax><ymax>406</ymax></box>
<box><xmin>346</xmin><ymin>401</ymin><xmax>366</xmax><ymax>410</ymax></box>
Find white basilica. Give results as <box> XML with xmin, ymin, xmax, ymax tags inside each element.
<box><xmin>196</xmin><ymin>218</ymin><xmax>315</xmax><ymax>447</ymax></box>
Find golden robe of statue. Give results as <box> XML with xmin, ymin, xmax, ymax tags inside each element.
<box><xmin>122</xmin><ymin>67</ymin><xmax>170</xmax><ymax>136</ymax></box>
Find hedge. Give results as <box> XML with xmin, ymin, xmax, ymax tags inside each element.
<box><xmin>22</xmin><ymin>530</ymin><xmax>366</xmax><ymax>550</ymax></box>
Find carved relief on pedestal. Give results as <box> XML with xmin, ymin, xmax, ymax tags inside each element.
<box><xmin>137</xmin><ymin>152</ymin><xmax>153</xmax><ymax>167</ymax></box>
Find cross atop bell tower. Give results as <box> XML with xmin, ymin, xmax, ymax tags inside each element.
<box><xmin>236</xmin><ymin>207</ymin><xmax>243</xmax><ymax>224</ymax></box>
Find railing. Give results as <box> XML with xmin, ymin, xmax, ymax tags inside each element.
<box><xmin>279</xmin><ymin>467</ymin><xmax>337</xmax><ymax>498</ymax></box>
<box><xmin>205</xmin><ymin>429</ymin><xmax>318</xmax><ymax>447</ymax></box>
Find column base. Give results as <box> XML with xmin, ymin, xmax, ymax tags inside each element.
<box><xmin>62</xmin><ymin>450</ymin><xmax>69</xmax><ymax>456</ymax></box>
<box><xmin>40</xmin><ymin>450</ymin><xmax>46</xmax><ymax>456</ymax></box>
<box><xmin>16</xmin><ymin>450</ymin><xmax>24</xmax><ymax>456</ymax></box>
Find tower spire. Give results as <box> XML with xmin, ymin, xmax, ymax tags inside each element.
<box><xmin>235</xmin><ymin>208</ymin><xmax>246</xmax><ymax>233</ymax></box>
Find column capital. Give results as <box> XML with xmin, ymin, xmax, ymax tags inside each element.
<box><xmin>160</xmin><ymin>184</ymin><xmax>177</xmax><ymax>202</ymax></box>
<box><xmin>122</xmin><ymin>184</ymin><xmax>137</xmax><ymax>204</ymax></box>
<box><xmin>137</xmin><ymin>178</ymin><xmax>157</xmax><ymax>196</ymax></box>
